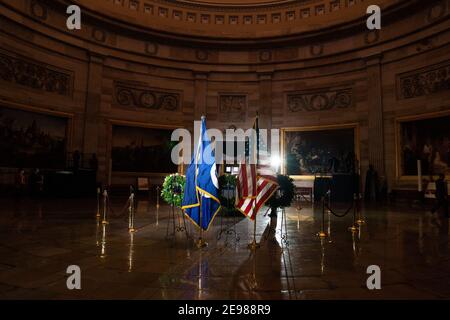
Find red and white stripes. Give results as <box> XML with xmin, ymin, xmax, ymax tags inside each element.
<box><xmin>236</xmin><ymin>159</ymin><xmax>278</xmax><ymax>220</ymax></box>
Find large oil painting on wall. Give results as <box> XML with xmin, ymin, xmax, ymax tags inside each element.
<box><xmin>400</xmin><ymin>114</ymin><xmax>450</xmax><ymax>176</ymax></box>
<box><xmin>0</xmin><ymin>106</ymin><xmax>68</xmax><ymax>169</ymax></box>
<box><xmin>283</xmin><ymin>127</ymin><xmax>356</xmax><ymax>176</ymax></box>
<box><xmin>111</xmin><ymin>125</ymin><xmax>177</xmax><ymax>173</ymax></box>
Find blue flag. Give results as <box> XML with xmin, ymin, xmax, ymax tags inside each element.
<box><xmin>182</xmin><ymin>117</ymin><xmax>221</xmax><ymax>231</ymax></box>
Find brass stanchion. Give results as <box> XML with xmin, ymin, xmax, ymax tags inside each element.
<box><xmin>196</xmin><ymin>230</ymin><xmax>207</xmax><ymax>248</ymax></box>
<box><xmin>325</xmin><ymin>188</ymin><xmax>331</xmax><ymax>214</ymax></box>
<box><xmin>128</xmin><ymin>193</ymin><xmax>137</xmax><ymax>233</ymax></box>
<box><xmin>156</xmin><ymin>186</ymin><xmax>160</xmax><ymax>209</ymax></box>
<box><xmin>352</xmin><ymin>230</ymin><xmax>357</xmax><ymax>256</ymax></box>
<box><xmin>356</xmin><ymin>193</ymin><xmax>365</xmax><ymax>225</ymax></box>
<box><xmin>196</xmin><ymin>194</ymin><xmax>207</xmax><ymax>248</ymax></box>
<box><xmin>96</xmin><ymin>187</ymin><xmax>101</xmax><ymax>218</ymax></box>
<box><xmin>102</xmin><ymin>189</ymin><xmax>109</xmax><ymax>225</ymax></box>
<box><xmin>296</xmin><ymin>194</ymin><xmax>302</xmax><ymax>211</ymax></box>
<box><xmin>248</xmin><ymin>212</ymin><xmax>260</xmax><ymax>250</ymax></box>
<box><xmin>196</xmin><ymin>232</ymin><xmax>207</xmax><ymax>248</ymax></box>
<box><xmin>317</xmin><ymin>196</ymin><xmax>328</xmax><ymax>238</ymax></box>
<box><xmin>156</xmin><ymin>205</ymin><xmax>159</xmax><ymax>226</ymax></box>
<box><xmin>95</xmin><ymin>216</ymin><xmax>101</xmax><ymax>247</ymax></box>
<box><xmin>348</xmin><ymin>193</ymin><xmax>358</xmax><ymax>233</ymax></box>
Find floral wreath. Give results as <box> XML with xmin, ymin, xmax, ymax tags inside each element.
<box><xmin>161</xmin><ymin>173</ymin><xmax>186</xmax><ymax>207</ymax></box>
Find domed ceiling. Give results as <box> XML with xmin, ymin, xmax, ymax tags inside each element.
<box><xmin>73</xmin><ymin>0</ymin><xmax>405</xmax><ymax>43</ymax></box>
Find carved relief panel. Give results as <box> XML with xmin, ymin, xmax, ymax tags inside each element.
<box><xmin>397</xmin><ymin>61</ymin><xmax>450</xmax><ymax>99</ymax></box>
<box><xmin>218</xmin><ymin>94</ymin><xmax>247</xmax><ymax>122</ymax></box>
<box><xmin>287</xmin><ymin>88</ymin><xmax>353</xmax><ymax>113</ymax></box>
<box><xmin>0</xmin><ymin>51</ymin><xmax>73</xmax><ymax>97</ymax></box>
<box><xmin>114</xmin><ymin>81</ymin><xmax>180</xmax><ymax>111</ymax></box>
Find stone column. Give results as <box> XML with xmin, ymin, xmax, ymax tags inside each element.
<box><xmin>82</xmin><ymin>53</ymin><xmax>103</xmax><ymax>182</ymax></box>
<box><xmin>186</xmin><ymin>72</ymin><xmax>208</xmax><ymax>173</ymax></box>
<box><xmin>257</xmin><ymin>72</ymin><xmax>273</xmax><ymax>131</ymax></box>
<box><xmin>365</xmin><ymin>55</ymin><xmax>385</xmax><ymax>175</ymax></box>
<box><xmin>258</xmin><ymin>72</ymin><xmax>274</xmax><ymax>158</ymax></box>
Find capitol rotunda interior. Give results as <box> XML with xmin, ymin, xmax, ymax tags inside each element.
<box><xmin>0</xmin><ymin>0</ymin><xmax>450</xmax><ymax>303</ymax></box>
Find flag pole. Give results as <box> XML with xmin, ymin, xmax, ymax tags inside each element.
<box><xmin>197</xmin><ymin>116</ymin><xmax>207</xmax><ymax>248</ymax></box>
<box><xmin>248</xmin><ymin>113</ymin><xmax>260</xmax><ymax>250</ymax></box>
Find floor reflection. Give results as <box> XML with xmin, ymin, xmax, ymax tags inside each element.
<box><xmin>128</xmin><ymin>232</ymin><xmax>134</xmax><ymax>272</ymax></box>
<box><xmin>100</xmin><ymin>223</ymin><xmax>107</xmax><ymax>259</ymax></box>
<box><xmin>0</xmin><ymin>197</ymin><xmax>449</xmax><ymax>299</ymax></box>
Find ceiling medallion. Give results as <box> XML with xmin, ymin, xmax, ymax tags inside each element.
<box><xmin>259</xmin><ymin>50</ymin><xmax>272</xmax><ymax>62</ymax></box>
<box><xmin>92</xmin><ymin>28</ymin><xmax>107</xmax><ymax>43</ymax></box>
<box><xmin>427</xmin><ymin>1</ymin><xmax>446</xmax><ymax>22</ymax></box>
<box><xmin>30</xmin><ymin>0</ymin><xmax>48</xmax><ymax>20</ymax></box>
<box><xmin>364</xmin><ymin>29</ymin><xmax>380</xmax><ymax>44</ymax></box>
<box><xmin>145</xmin><ymin>42</ymin><xmax>159</xmax><ymax>55</ymax></box>
<box><xmin>310</xmin><ymin>44</ymin><xmax>324</xmax><ymax>57</ymax></box>
<box><xmin>196</xmin><ymin>49</ymin><xmax>209</xmax><ymax>61</ymax></box>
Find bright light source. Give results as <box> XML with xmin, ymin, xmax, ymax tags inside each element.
<box><xmin>271</xmin><ymin>154</ymin><xmax>281</xmax><ymax>170</ymax></box>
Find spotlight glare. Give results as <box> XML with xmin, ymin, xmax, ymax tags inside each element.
<box><xmin>271</xmin><ymin>154</ymin><xmax>281</xmax><ymax>170</ymax></box>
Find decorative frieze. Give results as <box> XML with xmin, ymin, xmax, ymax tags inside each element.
<box><xmin>287</xmin><ymin>88</ymin><xmax>353</xmax><ymax>112</ymax></box>
<box><xmin>398</xmin><ymin>61</ymin><xmax>450</xmax><ymax>99</ymax></box>
<box><xmin>114</xmin><ymin>81</ymin><xmax>180</xmax><ymax>111</ymax></box>
<box><xmin>218</xmin><ymin>94</ymin><xmax>246</xmax><ymax>122</ymax></box>
<box><xmin>0</xmin><ymin>51</ymin><xmax>72</xmax><ymax>96</ymax></box>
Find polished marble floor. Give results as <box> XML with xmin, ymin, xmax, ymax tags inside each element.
<box><xmin>0</xmin><ymin>196</ymin><xmax>449</xmax><ymax>300</ymax></box>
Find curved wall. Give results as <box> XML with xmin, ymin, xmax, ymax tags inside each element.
<box><xmin>0</xmin><ymin>0</ymin><xmax>449</xmax><ymax>190</ymax></box>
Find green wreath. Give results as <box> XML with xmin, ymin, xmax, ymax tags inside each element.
<box><xmin>266</xmin><ymin>174</ymin><xmax>295</xmax><ymax>209</ymax></box>
<box><xmin>161</xmin><ymin>174</ymin><xmax>186</xmax><ymax>207</ymax></box>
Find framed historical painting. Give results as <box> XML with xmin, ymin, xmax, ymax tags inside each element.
<box><xmin>111</xmin><ymin>124</ymin><xmax>178</xmax><ymax>174</ymax></box>
<box><xmin>0</xmin><ymin>105</ymin><xmax>69</xmax><ymax>169</ymax></box>
<box><xmin>396</xmin><ymin>112</ymin><xmax>450</xmax><ymax>178</ymax></box>
<box><xmin>281</xmin><ymin>124</ymin><xmax>359</xmax><ymax>179</ymax></box>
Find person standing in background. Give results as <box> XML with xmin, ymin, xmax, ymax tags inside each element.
<box><xmin>73</xmin><ymin>150</ymin><xmax>81</xmax><ymax>174</ymax></box>
<box><xmin>35</xmin><ymin>168</ymin><xmax>44</xmax><ymax>196</ymax></box>
<box><xmin>431</xmin><ymin>173</ymin><xmax>449</xmax><ymax>219</ymax></box>
<box><xmin>89</xmin><ymin>153</ymin><xmax>98</xmax><ymax>173</ymax></box>
<box><xmin>422</xmin><ymin>139</ymin><xmax>433</xmax><ymax>175</ymax></box>
<box><xmin>365</xmin><ymin>165</ymin><xmax>379</xmax><ymax>202</ymax></box>
<box><xmin>15</xmin><ymin>168</ymin><xmax>26</xmax><ymax>197</ymax></box>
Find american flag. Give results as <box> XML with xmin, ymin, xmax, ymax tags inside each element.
<box><xmin>235</xmin><ymin>117</ymin><xmax>279</xmax><ymax>220</ymax></box>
